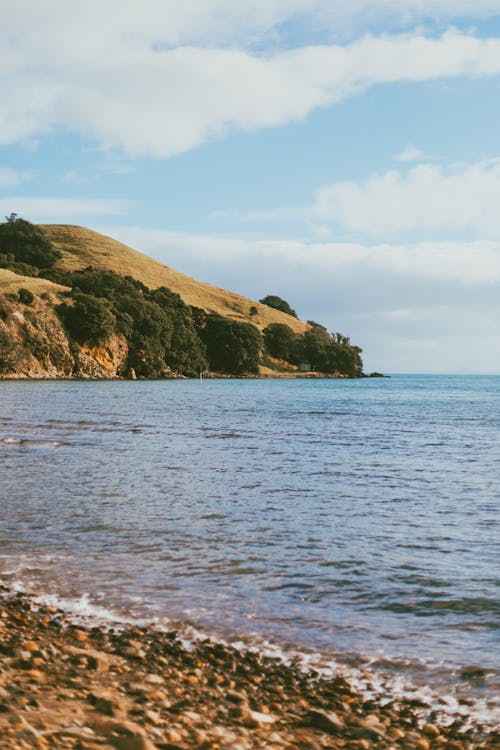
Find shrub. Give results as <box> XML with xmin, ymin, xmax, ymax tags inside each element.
<box><xmin>259</xmin><ymin>294</ymin><xmax>297</xmax><ymax>318</ymax></box>
<box><xmin>18</xmin><ymin>288</ymin><xmax>34</xmax><ymax>305</ymax></box>
<box><xmin>58</xmin><ymin>293</ymin><xmax>116</xmax><ymax>345</ymax></box>
<box><xmin>0</xmin><ymin>296</ymin><xmax>8</xmax><ymax>321</ymax></box>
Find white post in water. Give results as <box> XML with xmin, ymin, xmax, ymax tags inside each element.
<box><xmin>200</xmin><ymin>371</ymin><xmax>203</xmax><ymax>382</ymax></box>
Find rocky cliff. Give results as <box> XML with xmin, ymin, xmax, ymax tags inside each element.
<box><xmin>0</xmin><ymin>291</ymin><xmax>128</xmax><ymax>379</ymax></box>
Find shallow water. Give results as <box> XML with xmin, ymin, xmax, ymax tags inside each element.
<box><xmin>0</xmin><ymin>376</ymin><xmax>499</xmax><ymax>719</ymax></box>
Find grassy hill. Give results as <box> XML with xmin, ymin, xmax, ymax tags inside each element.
<box><xmin>1</xmin><ymin>220</ymin><xmax>364</xmax><ymax>379</ymax></box>
<box><xmin>41</xmin><ymin>225</ymin><xmax>308</xmax><ymax>334</ymax></box>
<box><xmin>0</xmin><ymin>268</ymin><xmax>68</xmax><ymax>295</ymax></box>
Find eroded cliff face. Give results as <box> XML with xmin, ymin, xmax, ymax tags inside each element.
<box><xmin>0</xmin><ymin>293</ymin><xmax>128</xmax><ymax>379</ymax></box>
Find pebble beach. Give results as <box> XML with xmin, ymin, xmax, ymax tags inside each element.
<box><xmin>0</xmin><ymin>588</ymin><xmax>498</xmax><ymax>750</ymax></box>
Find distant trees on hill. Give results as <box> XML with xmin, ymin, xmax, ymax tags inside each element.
<box><xmin>0</xmin><ymin>214</ymin><xmax>61</xmax><ymax>271</ymax></box>
<box><xmin>263</xmin><ymin>320</ymin><xmax>363</xmax><ymax>377</ymax></box>
<box><xmin>62</xmin><ymin>269</ymin><xmax>207</xmax><ymax>377</ymax></box>
<box><xmin>58</xmin><ymin>293</ymin><xmax>115</xmax><ymax>345</ymax></box>
<box><xmin>259</xmin><ymin>294</ymin><xmax>297</xmax><ymax>318</ymax></box>
<box><xmin>263</xmin><ymin>323</ymin><xmax>297</xmax><ymax>361</ymax></box>
<box><xmin>198</xmin><ymin>313</ymin><xmax>262</xmax><ymax>375</ymax></box>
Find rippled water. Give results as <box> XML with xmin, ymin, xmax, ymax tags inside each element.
<box><xmin>0</xmin><ymin>376</ymin><xmax>499</xmax><ymax>716</ymax></box>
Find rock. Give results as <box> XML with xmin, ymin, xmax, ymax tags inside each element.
<box><xmin>388</xmin><ymin>726</ymin><xmax>405</xmax><ymax>740</ymax></box>
<box><xmin>144</xmin><ymin>673</ymin><xmax>163</xmax><ymax>685</ymax></box>
<box><xmin>163</xmin><ymin>727</ymin><xmax>183</xmax><ymax>743</ymax></box>
<box><xmin>459</xmin><ymin>665</ymin><xmax>488</xmax><ymax>681</ymax></box>
<box><xmin>122</xmin><ymin>646</ymin><xmax>146</xmax><ymax>659</ymax></box>
<box><xmin>22</xmin><ymin>640</ymin><xmax>38</xmax><ymax>652</ymax></box>
<box><xmin>24</xmin><ymin>669</ymin><xmax>45</xmax><ymax>681</ymax></box>
<box><xmin>113</xmin><ymin>736</ymin><xmax>158</xmax><ymax>750</ymax></box>
<box><xmin>87</xmin><ymin>691</ymin><xmax>124</xmax><ymax>716</ymax></box>
<box><xmin>415</xmin><ymin>738</ymin><xmax>430</xmax><ymax>750</ymax></box>
<box><xmin>86</xmin><ymin>652</ymin><xmax>110</xmax><ymax>672</ymax></box>
<box><xmin>90</xmin><ymin>716</ymin><xmax>158</xmax><ymax>750</ymax></box>
<box><xmin>227</xmin><ymin>689</ymin><xmax>248</xmax><ymax>704</ymax></box>
<box><xmin>349</xmin><ymin>715</ymin><xmax>387</xmax><ymax>742</ymax></box>
<box><xmin>236</xmin><ymin>706</ymin><xmax>277</xmax><ymax>727</ymax></box>
<box><xmin>191</xmin><ymin>728</ymin><xmax>209</xmax><ymax>746</ymax></box>
<box><xmin>181</xmin><ymin>710</ymin><xmax>202</xmax><ymax>725</ymax></box>
<box><xmin>308</xmin><ymin>708</ymin><xmax>345</xmax><ymax>734</ymax></box>
<box><xmin>144</xmin><ymin>709</ymin><xmax>162</xmax><ymax>726</ymax></box>
<box><xmin>423</xmin><ymin>723</ymin><xmax>440</xmax><ymax>738</ymax></box>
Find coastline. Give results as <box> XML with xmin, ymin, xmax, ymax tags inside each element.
<box><xmin>0</xmin><ymin>588</ymin><xmax>497</xmax><ymax>750</ymax></box>
<box><xmin>0</xmin><ymin>371</ymin><xmax>379</xmax><ymax>381</ymax></box>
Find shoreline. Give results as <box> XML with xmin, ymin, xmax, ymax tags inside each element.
<box><xmin>0</xmin><ymin>588</ymin><xmax>497</xmax><ymax>750</ymax></box>
<box><xmin>0</xmin><ymin>372</ymin><xmax>382</xmax><ymax>382</ymax></box>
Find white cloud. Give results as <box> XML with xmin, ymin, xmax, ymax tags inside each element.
<box><xmin>112</xmin><ymin>227</ymin><xmax>500</xmax><ymax>286</ymax></box>
<box><xmin>3</xmin><ymin>2</ymin><xmax>500</xmax><ymax>52</ymax></box>
<box><xmin>2</xmin><ymin>7</ymin><xmax>500</xmax><ymax>156</ymax></box>
<box><xmin>393</xmin><ymin>144</ymin><xmax>426</xmax><ymax>162</ymax></box>
<box><xmin>313</xmin><ymin>159</ymin><xmax>500</xmax><ymax>239</ymax></box>
<box><xmin>213</xmin><ymin>157</ymin><xmax>500</xmax><ymax>241</ymax></box>
<box><xmin>0</xmin><ymin>197</ymin><xmax>129</xmax><ymax>222</ymax></box>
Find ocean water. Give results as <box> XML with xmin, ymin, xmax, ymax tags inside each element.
<box><xmin>0</xmin><ymin>376</ymin><xmax>499</xmax><ymax>721</ymax></box>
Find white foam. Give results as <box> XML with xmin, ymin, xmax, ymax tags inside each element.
<box><xmin>0</xmin><ymin>436</ymin><xmax>63</xmax><ymax>447</ymax></box>
<box><xmin>31</xmin><ymin>591</ymin><xmax>151</xmax><ymax>627</ymax></box>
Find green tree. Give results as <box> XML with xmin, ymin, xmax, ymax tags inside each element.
<box><xmin>58</xmin><ymin>293</ymin><xmax>116</xmax><ymax>345</ymax></box>
<box><xmin>292</xmin><ymin>322</ymin><xmax>363</xmax><ymax>376</ymax></box>
<box><xmin>66</xmin><ymin>269</ymin><xmax>207</xmax><ymax>377</ymax></box>
<box><xmin>263</xmin><ymin>323</ymin><xmax>297</xmax><ymax>360</ymax></box>
<box><xmin>259</xmin><ymin>295</ymin><xmax>297</xmax><ymax>318</ymax></box>
<box><xmin>0</xmin><ymin>215</ymin><xmax>61</xmax><ymax>269</ymax></box>
<box><xmin>200</xmin><ymin>314</ymin><xmax>262</xmax><ymax>374</ymax></box>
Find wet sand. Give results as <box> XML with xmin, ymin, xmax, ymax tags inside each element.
<box><xmin>0</xmin><ymin>588</ymin><xmax>497</xmax><ymax>750</ymax></box>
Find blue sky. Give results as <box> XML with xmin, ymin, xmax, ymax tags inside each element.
<box><xmin>2</xmin><ymin>1</ymin><xmax>500</xmax><ymax>373</ymax></box>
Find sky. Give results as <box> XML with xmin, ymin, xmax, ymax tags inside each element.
<box><xmin>2</xmin><ymin>2</ymin><xmax>500</xmax><ymax>373</ymax></box>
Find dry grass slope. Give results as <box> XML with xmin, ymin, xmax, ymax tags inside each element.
<box><xmin>0</xmin><ymin>268</ymin><xmax>68</xmax><ymax>295</ymax></box>
<box><xmin>41</xmin><ymin>225</ymin><xmax>308</xmax><ymax>333</ymax></box>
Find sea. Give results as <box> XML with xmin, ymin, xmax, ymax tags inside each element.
<box><xmin>0</xmin><ymin>375</ymin><xmax>498</xmax><ymax>725</ymax></box>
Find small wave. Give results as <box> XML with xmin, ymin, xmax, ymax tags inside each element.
<box><xmin>382</xmin><ymin>597</ymin><xmax>500</xmax><ymax>617</ymax></box>
<box><xmin>31</xmin><ymin>592</ymin><xmax>146</xmax><ymax>626</ymax></box>
<box><xmin>0</xmin><ymin>437</ymin><xmax>64</xmax><ymax>448</ymax></box>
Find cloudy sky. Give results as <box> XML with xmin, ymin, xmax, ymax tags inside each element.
<box><xmin>2</xmin><ymin>1</ymin><xmax>500</xmax><ymax>373</ymax></box>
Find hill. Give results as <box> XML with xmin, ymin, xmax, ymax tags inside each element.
<box><xmin>0</xmin><ymin>268</ymin><xmax>68</xmax><ymax>296</ymax></box>
<box><xmin>41</xmin><ymin>225</ymin><xmax>308</xmax><ymax>335</ymax></box>
<box><xmin>0</xmin><ymin>219</ymin><xmax>364</xmax><ymax>379</ymax></box>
